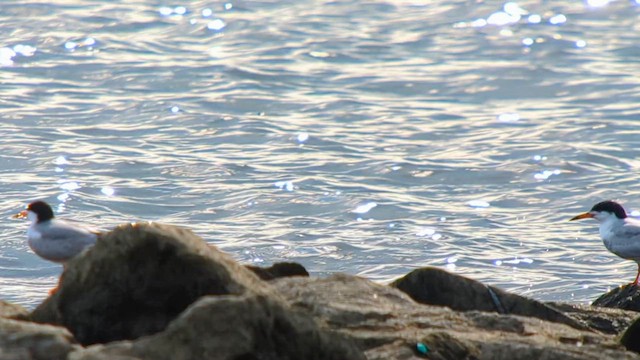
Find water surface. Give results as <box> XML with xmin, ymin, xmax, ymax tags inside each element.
<box><xmin>1</xmin><ymin>0</ymin><xmax>640</xmax><ymax>307</ymax></box>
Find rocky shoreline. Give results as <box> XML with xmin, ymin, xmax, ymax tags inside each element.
<box><xmin>2</xmin><ymin>222</ymin><xmax>640</xmax><ymax>359</ymax></box>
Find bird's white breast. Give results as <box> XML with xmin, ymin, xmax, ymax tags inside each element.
<box><xmin>26</xmin><ymin>226</ymin><xmax>42</xmax><ymax>241</ymax></box>
<box><xmin>599</xmin><ymin>218</ymin><xmax>615</xmax><ymax>239</ymax></box>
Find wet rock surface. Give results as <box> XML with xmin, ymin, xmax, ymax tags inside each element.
<box><xmin>2</xmin><ymin>222</ymin><xmax>640</xmax><ymax>359</ymax></box>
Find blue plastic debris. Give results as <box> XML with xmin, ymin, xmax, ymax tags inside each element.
<box><xmin>416</xmin><ymin>342</ymin><xmax>429</xmax><ymax>355</ymax></box>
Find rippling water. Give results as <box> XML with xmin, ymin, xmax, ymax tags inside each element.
<box><xmin>2</xmin><ymin>0</ymin><xmax>640</xmax><ymax>307</ymax></box>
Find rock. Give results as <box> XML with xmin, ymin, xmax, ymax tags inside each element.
<box><xmin>0</xmin><ymin>300</ymin><xmax>28</xmax><ymax>319</ymax></box>
<box><xmin>15</xmin><ymin>220</ymin><xmax>640</xmax><ymax>359</ymax></box>
<box><xmin>245</xmin><ymin>262</ymin><xmax>309</xmax><ymax>280</ymax></box>
<box><xmin>70</xmin><ymin>294</ymin><xmax>365</xmax><ymax>360</ymax></box>
<box><xmin>592</xmin><ymin>284</ymin><xmax>640</xmax><ymax>312</ymax></box>
<box><xmin>548</xmin><ymin>302</ymin><xmax>638</xmax><ymax>335</ymax></box>
<box><xmin>621</xmin><ymin>317</ymin><xmax>640</xmax><ymax>354</ymax></box>
<box><xmin>390</xmin><ymin>267</ymin><xmax>588</xmax><ymax>331</ymax></box>
<box><xmin>270</xmin><ymin>274</ymin><xmax>638</xmax><ymax>360</ymax></box>
<box><xmin>0</xmin><ymin>317</ymin><xmax>76</xmax><ymax>360</ymax></box>
<box><xmin>29</xmin><ymin>222</ymin><xmax>269</xmax><ymax>345</ymax></box>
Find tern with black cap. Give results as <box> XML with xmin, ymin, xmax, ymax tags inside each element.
<box><xmin>13</xmin><ymin>200</ymin><xmax>98</xmax><ymax>266</ymax></box>
<box><xmin>570</xmin><ymin>200</ymin><xmax>640</xmax><ymax>285</ymax></box>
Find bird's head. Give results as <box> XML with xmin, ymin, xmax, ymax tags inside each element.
<box><xmin>570</xmin><ymin>200</ymin><xmax>627</xmax><ymax>223</ymax></box>
<box><xmin>13</xmin><ymin>201</ymin><xmax>55</xmax><ymax>224</ymax></box>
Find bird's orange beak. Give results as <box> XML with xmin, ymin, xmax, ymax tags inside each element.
<box><xmin>12</xmin><ymin>210</ymin><xmax>27</xmax><ymax>219</ymax></box>
<box><xmin>570</xmin><ymin>212</ymin><xmax>594</xmax><ymax>221</ymax></box>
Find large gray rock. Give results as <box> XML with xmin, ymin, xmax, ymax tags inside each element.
<box><xmin>270</xmin><ymin>274</ymin><xmax>639</xmax><ymax>360</ymax></box>
<box><xmin>70</xmin><ymin>294</ymin><xmax>365</xmax><ymax>360</ymax></box>
<box><xmin>29</xmin><ymin>222</ymin><xmax>269</xmax><ymax>345</ymax></box>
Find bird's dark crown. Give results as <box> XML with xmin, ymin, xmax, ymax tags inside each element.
<box><xmin>590</xmin><ymin>200</ymin><xmax>627</xmax><ymax>219</ymax></box>
<box><xmin>27</xmin><ymin>201</ymin><xmax>55</xmax><ymax>223</ymax></box>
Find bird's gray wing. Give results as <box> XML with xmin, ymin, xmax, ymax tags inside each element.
<box><xmin>33</xmin><ymin>221</ymin><xmax>98</xmax><ymax>262</ymax></box>
<box><xmin>614</xmin><ymin>224</ymin><xmax>640</xmax><ymax>239</ymax></box>
<box><xmin>41</xmin><ymin>221</ymin><xmax>97</xmax><ymax>245</ymax></box>
<box><xmin>610</xmin><ymin>224</ymin><xmax>640</xmax><ymax>259</ymax></box>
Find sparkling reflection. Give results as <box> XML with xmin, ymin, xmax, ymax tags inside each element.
<box><xmin>487</xmin><ymin>11</ymin><xmax>520</xmax><ymax>26</ymax></box>
<box><xmin>549</xmin><ymin>14</ymin><xmax>567</xmax><ymax>25</ymax></box>
<box><xmin>13</xmin><ymin>44</ymin><xmax>36</xmax><ymax>57</ymax></box>
<box><xmin>527</xmin><ymin>14</ymin><xmax>542</xmax><ymax>23</ymax></box>
<box><xmin>53</xmin><ymin>156</ymin><xmax>69</xmax><ymax>165</ymax></box>
<box><xmin>274</xmin><ymin>181</ymin><xmax>294</xmax><ymax>192</ymax></box>
<box><xmin>296</xmin><ymin>132</ymin><xmax>309</xmax><ymax>143</ymax></box>
<box><xmin>0</xmin><ymin>47</ymin><xmax>16</xmax><ymax>66</ymax></box>
<box><xmin>586</xmin><ymin>0</ymin><xmax>611</xmax><ymax>7</ymax></box>
<box><xmin>468</xmin><ymin>200</ymin><xmax>491</xmax><ymax>208</ymax></box>
<box><xmin>101</xmin><ymin>186</ymin><xmax>116</xmax><ymax>197</ymax></box>
<box><xmin>352</xmin><ymin>202</ymin><xmax>377</xmax><ymax>214</ymax></box>
<box><xmin>207</xmin><ymin>19</ymin><xmax>226</xmax><ymax>31</ymax></box>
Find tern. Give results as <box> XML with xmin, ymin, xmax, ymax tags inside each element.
<box><xmin>570</xmin><ymin>200</ymin><xmax>640</xmax><ymax>285</ymax></box>
<box><xmin>14</xmin><ymin>200</ymin><xmax>98</xmax><ymax>266</ymax></box>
